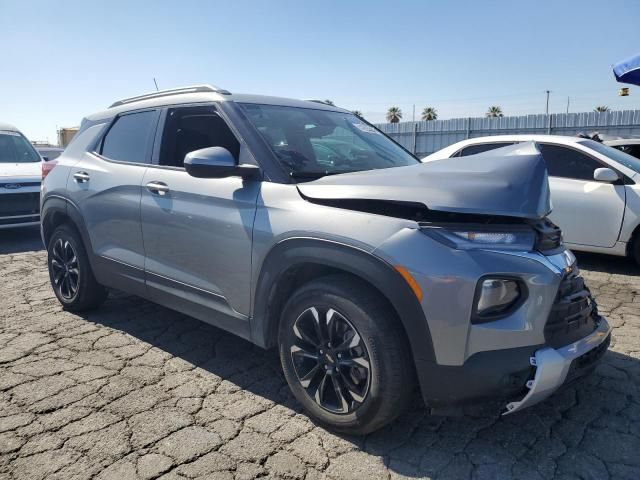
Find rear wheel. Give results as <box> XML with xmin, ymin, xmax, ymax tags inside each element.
<box><xmin>278</xmin><ymin>274</ymin><xmax>414</xmax><ymax>434</ymax></box>
<box><xmin>47</xmin><ymin>224</ymin><xmax>107</xmax><ymax>311</ymax></box>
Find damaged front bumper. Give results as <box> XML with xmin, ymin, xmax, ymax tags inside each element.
<box><xmin>504</xmin><ymin>317</ymin><xmax>612</xmax><ymax>415</ymax></box>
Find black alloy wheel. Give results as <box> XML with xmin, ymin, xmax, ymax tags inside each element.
<box><xmin>290</xmin><ymin>306</ymin><xmax>371</xmax><ymax>414</ymax></box>
<box><xmin>50</xmin><ymin>238</ymin><xmax>80</xmax><ymax>301</ymax></box>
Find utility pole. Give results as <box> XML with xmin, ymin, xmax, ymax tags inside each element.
<box><xmin>412</xmin><ymin>104</ymin><xmax>415</xmax><ymax>122</ymax></box>
<box><xmin>566</xmin><ymin>97</ymin><xmax>570</xmax><ymax>114</ymax></box>
<box><xmin>153</xmin><ymin>78</ymin><xmax>159</xmax><ymax>92</ymax></box>
<box><xmin>545</xmin><ymin>90</ymin><xmax>551</xmax><ymax>115</ymax></box>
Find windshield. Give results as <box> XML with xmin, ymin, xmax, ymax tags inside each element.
<box><xmin>0</xmin><ymin>131</ymin><xmax>41</xmax><ymax>163</ymax></box>
<box><xmin>239</xmin><ymin>104</ymin><xmax>418</xmax><ymax>179</ymax></box>
<box><xmin>579</xmin><ymin>140</ymin><xmax>640</xmax><ymax>175</ymax></box>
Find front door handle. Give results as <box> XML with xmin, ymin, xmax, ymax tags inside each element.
<box><xmin>73</xmin><ymin>171</ymin><xmax>90</xmax><ymax>183</ymax></box>
<box><xmin>146</xmin><ymin>181</ymin><xmax>170</xmax><ymax>196</ymax></box>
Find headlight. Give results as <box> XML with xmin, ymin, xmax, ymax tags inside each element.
<box><xmin>474</xmin><ymin>278</ymin><xmax>524</xmax><ymax>322</ymax></box>
<box><xmin>422</xmin><ymin>225</ymin><xmax>535</xmax><ymax>251</ymax></box>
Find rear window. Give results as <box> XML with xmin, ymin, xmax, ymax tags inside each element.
<box><xmin>100</xmin><ymin>110</ymin><xmax>156</xmax><ymax>164</ymax></box>
<box><xmin>456</xmin><ymin>142</ymin><xmax>515</xmax><ymax>157</ymax></box>
<box><xmin>0</xmin><ymin>131</ymin><xmax>41</xmax><ymax>163</ymax></box>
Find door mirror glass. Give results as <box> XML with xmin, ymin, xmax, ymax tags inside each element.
<box><xmin>184</xmin><ymin>146</ymin><xmax>237</xmax><ymax>178</ymax></box>
<box><xmin>593</xmin><ymin>167</ymin><xmax>619</xmax><ymax>183</ymax></box>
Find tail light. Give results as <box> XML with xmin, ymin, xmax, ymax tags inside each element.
<box><xmin>42</xmin><ymin>160</ymin><xmax>58</xmax><ymax>180</ymax></box>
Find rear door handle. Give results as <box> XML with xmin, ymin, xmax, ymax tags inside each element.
<box><xmin>73</xmin><ymin>171</ymin><xmax>90</xmax><ymax>183</ymax></box>
<box><xmin>146</xmin><ymin>181</ymin><xmax>170</xmax><ymax>195</ymax></box>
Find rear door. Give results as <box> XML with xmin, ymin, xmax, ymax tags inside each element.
<box><xmin>140</xmin><ymin>104</ymin><xmax>260</xmax><ymax>334</ymax></box>
<box><xmin>67</xmin><ymin>109</ymin><xmax>159</xmax><ymax>295</ymax></box>
<box><xmin>539</xmin><ymin>143</ymin><xmax>626</xmax><ymax>248</ymax></box>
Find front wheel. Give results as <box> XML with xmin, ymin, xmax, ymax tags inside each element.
<box><xmin>278</xmin><ymin>274</ymin><xmax>414</xmax><ymax>434</ymax></box>
<box><xmin>47</xmin><ymin>224</ymin><xmax>107</xmax><ymax>311</ymax></box>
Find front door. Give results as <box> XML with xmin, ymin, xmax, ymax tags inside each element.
<box><xmin>540</xmin><ymin>143</ymin><xmax>626</xmax><ymax>248</ymax></box>
<box><xmin>140</xmin><ymin>105</ymin><xmax>260</xmax><ymax>336</ymax></box>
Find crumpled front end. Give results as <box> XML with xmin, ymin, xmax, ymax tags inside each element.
<box><xmin>372</xmin><ymin>223</ymin><xmax>611</xmax><ymax>413</ymax></box>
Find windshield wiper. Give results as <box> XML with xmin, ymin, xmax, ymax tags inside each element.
<box><xmin>290</xmin><ymin>170</ymin><xmax>359</xmax><ymax>180</ymax></box>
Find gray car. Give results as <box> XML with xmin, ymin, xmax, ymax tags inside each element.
<box><xmin>41</xmin><ymin>85</ymin><xmax>612</xmax><ymax>434</ymax></box>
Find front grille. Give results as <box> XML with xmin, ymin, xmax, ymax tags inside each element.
<box><xmin>0</xmin><ymin>182</ymin><xmax>40</xmax><ymax>189</ymax></box>
<box><xmin>532</xmin><ymin>218</ymin><xmax>563</xmax><ymax>254</ymax></box>
<box><xmin>544</xmin><ymin>266</ymin><xmax>599</xmax><ymax>349</ymax></box>
<box><xmin>0</xmin><ymin>192</ymin><xmax>40</xmax><ymax>217</ymax></box>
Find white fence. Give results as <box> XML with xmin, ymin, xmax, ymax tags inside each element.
<box><xmin>376</xmin><ymin>110</ymin><xmax>640</xmax><ymax>156</ymax></box>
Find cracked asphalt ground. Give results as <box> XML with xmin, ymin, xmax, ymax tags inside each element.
<box><xmin>1</xmin><ymin>227</ymin><xmax>640</xmax><ymax>480</ymax></box>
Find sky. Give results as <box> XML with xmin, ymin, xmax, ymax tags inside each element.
<box><xmin>2</xmin><ymin>0</ymin><xmax>640</xmax><ymax>142</ymax></box>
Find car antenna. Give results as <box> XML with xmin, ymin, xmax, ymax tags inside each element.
<box><xmin>153</xmin><ymin>78</ymin><xmax>159</xmax><ymax>92</ymax></box>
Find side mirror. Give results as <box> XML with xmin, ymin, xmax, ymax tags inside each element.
<box><xmin>41</xmin><ymin>156</ymin><xmax>49</xmax><ymax>162</ymax></box>
<box><xmin>593</xmin><ymin>167</ymin><xmax>619</xmax><ymax>183</ymax></box>
<box><xmin>184</xmin><ymin>147</ymin><xmax>260</xmax><ymax>179</ymax></box>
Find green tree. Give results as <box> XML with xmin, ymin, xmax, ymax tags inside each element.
<box><xmin>486</xmin><ymin>106</ymin><xmax>504</xmax><ymax>118</ymax></box>
<box><xmin>594</xmin><ymin>106</ymin><xmax>609</xmax><ymax>113</ymax></box>
<box><xmin>386</xmin><ymin>107</ymin><xmax>403</xmax><ymax>123</ymax></box>
<box><xmin>421</xmin><ymin>107</ymin><xmax>438</xmax><ymax>121</ymax></box>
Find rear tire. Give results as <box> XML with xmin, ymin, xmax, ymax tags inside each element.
<box><xmin>278</xmin><ymin>274</ymin><xmax>414</xmax><ymax>435</ymax></box>
<box><xmin>47</xmin><ymin>224</ymin><xmax>107</xmax><ymax>311</ymax></box>
<box><xmin>631</xmin><ymin>233</ymin><xmax>640</xmax><ymax>267</ymax></box>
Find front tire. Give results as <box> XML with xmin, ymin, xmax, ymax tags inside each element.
<box><xmin>278</xmin><ymin>274</ymin><xmax>414</xmax><ymax>434</ymax></box>
<box><xmin>47</xmin><ymin>224</ymin><xmax>107</xmax><ymax>311</ymax></box>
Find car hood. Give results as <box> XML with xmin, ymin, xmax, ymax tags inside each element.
<box><xmin>0</xmin><ymin>161</ymin><xmax>42</xmax><ymax>179</ymax></box>
<box><xmin>297</xmin><ymin>142</ymin><xmax>551</xmax><ymax>220</ymax></box>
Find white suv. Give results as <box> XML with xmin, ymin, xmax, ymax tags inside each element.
<box><xmin>424</xmin><ymin>135</ymin><xmax>640</xmax><ymax>264</ymax></box>
<box><xmin>0</xmin><ymin>122</ymin><xmax>42</xmax><ymax>229</ymax></box>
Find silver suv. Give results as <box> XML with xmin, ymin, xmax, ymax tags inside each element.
<box><xmin>42</xmin><ymin>85</ymin><xmax>612</xmax><ymax>434</ymax></box>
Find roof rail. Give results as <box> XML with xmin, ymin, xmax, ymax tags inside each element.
<box><xmin>109</xmin><ymin>84</ymin><xmax>231</xmax><ymax>108</ymax></box>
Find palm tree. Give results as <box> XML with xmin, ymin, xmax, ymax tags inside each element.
<box><xmin>421</xmin><ymin>107</ymin><xmax>438</xmax><ymax>121</ymax></box>
<box><xmin>594</xmin><ymin>106</ymin><xmax>609</xmax><ymax>113</ymax></box>
<box><xmin>324</xmin><ymin>99</ymin><xmax>335</xmax><ymax>106</ymax></box>
<box><xmin>386</xmin><ymin>107</ymin><xmax>403</xmax><ymax>123</ymax></box>
<box><xmin>486</xmin><ymin>106</ymin><xmax>504</xmax><ymax>118</ymax></box>
<box><xmin>352</xmin><ymin>110</ymin><xmax>363</xmax><ymax>118</ymax></box>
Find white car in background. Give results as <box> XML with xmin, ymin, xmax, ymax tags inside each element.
<box><xmin>423</xmin><ymin>135</ymin><xmax>640</xmax><ymax>264</ymax></box>
<box><xmin>0</xmin><ymin>122</ymin><xmax>42</xmax><ymax>229</ymax></box>
<box><xmin>604</xmin><ymin>138</ymin><xmax>640</xmax><ymax>160</ymax></box>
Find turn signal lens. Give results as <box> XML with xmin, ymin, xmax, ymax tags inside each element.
<box><xmin>395</xmin><ymin>265</ymin><xmax>423</xmax><ymax>302</ymax></box>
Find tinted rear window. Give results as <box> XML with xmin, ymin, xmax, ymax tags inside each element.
<box><xmin>0</xmin><ymin>131</ymin><xmax>41</xmax><ymax>163</ymax></box>
<box><xmin>457</xmin><ymin>142</ymin><xmax>515</xmax><ymax>156</ymax></box>
<box><xmin>100</xmin><ymin>110</ymin><xmax>156</xmax><ymax>163</ymax></box>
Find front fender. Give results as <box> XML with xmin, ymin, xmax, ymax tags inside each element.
<box><xmin>251</xmin><ymin>237</ymin><xmax>436</xmax><ymax>365</ymax></box>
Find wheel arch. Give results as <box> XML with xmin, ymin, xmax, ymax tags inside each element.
<box><xmin>251</xmin><ymin>237</ymin><xmax>436</xmax><ymax>365</ymax></box>
<box><xmin>41</xmin><ymin>196</ymin><xmax>94</xmax><ymax>264</ymax></box>
<box><xmin>628</xmin><ymin>221</ymin><xmax>640</xmax><ymax>259</ymax></box>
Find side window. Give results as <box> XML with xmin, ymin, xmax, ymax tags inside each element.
<box><xmin>538</xmin><ymin>144</ymin><xmax>602</xmax><ymax>180</ymax></box>
<box><xmin>458</xmin><ymin>142</ymin><xmax>514</xmax><ymax>156</ymax></box>
<box><xmin>100</xmin><ymin>110</ymin><xmax>156</xmax><ymax>163</ymax></box>
<box><xmin>617</xmin><ymin>144</ymin><xmax>640</xmax><ymax>160</ymax></box>
<box><xmin>159</xmin><ymin>105</ymin><xmax>240</xmax><ymax>168</ymax></box>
